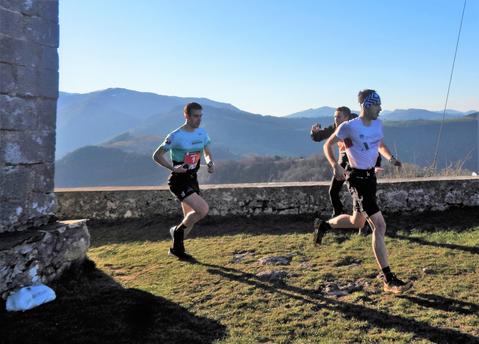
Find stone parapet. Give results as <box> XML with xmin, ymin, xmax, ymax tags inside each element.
<box><xmin>55</xmin><ymin>177</ymin><xmax>479</xmax><ymax>220</ymax></box>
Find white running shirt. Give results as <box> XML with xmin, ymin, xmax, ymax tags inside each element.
<box><xmin>336</xmin><ymin>117</ymin><xmax>383</xmax><ymax>169</ymax></box>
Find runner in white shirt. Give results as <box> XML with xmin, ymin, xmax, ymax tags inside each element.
<box><xmin>314</xmin><ymin>89</ymin><xmax>412</xmax><ymax>294</ymax></box>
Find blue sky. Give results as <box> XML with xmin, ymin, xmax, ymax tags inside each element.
<box><xmin>59</xmin><ymin>0</ymin><xmax>478</xmax><ymax>116</ymax></box>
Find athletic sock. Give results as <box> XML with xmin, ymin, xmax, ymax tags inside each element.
<box><xmin>382</xmin><ymin>266</ymin><xmax>394</xmax><ymax>282</ymax></box>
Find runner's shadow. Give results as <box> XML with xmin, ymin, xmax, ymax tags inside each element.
<box><xmin>399</xmin><ymin>293</ymin><xmax>479</xmax><ymax>315</ymax></box>
<box><xmin>198</xmin><ymin>261</ymin><xmax>478</xmax><ymax>344</ymax></box>
<box><xmin>0</xmin><ymin>259</ymin><xmax>226</xmax><ymax>344</ymax></box>
<box><xmin>389</xmin><ymin>234</ymin><xmax>479</xmax><ymax>255</ymax></box>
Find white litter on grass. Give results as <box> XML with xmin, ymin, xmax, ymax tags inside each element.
<box><xmin>6</xmin><ymin>284</ymin><xmax>56</xmax><ymax>312</ymax></box>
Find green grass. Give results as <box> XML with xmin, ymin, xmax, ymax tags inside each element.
<box><xmin>87</xmin><ymin>215</ymin><xmax>479</xmax><ymax>344</ymax></box>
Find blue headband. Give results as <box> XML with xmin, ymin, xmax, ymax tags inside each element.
<box><xmin>362</xmin><ymin>92</ymin><xmax>381</xmax><ymax>108</ymax></box>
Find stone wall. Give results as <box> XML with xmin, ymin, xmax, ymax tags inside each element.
<box><xmin>55</xmin><ymin>177</ymin><xmax>479</xmax><ymax>220</ymax></box>
<box><xmin>0</xmin><ymin>220</ymin><xmax>90</xmax><ymax>298</ymax></box>
<box><xmin>0</xmin><ymin>0</ymin><xmax>90</xmax><ymax>299</ymax></box>
<box><xmin>0</xmin><ymin>0</ymin><xmax>59</xmax><ymax>232</ymax></box>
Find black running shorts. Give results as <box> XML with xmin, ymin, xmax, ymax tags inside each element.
<box><xmin>346</xmin><ymin>168</ymin><xmax>380</xmax><ymax>217</ymax></box>
<box><xmin>168</xmin><ymin>172</ymin><xmax>200</xmax><ymax>201</ymax></box>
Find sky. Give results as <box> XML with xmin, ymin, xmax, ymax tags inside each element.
<box><xmin>59</xmin><ymin>0</ymin><xmax>478</xmax><ymax>116</ymax></box>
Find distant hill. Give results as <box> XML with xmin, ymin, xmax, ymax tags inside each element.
<box><xmin>55</xmin><ymin>146</ymin><xmax>168</xmax><ymax>187</ymax></box>
<box><xmin>284</xmin><ymin>107</ymin><xmax>474</xmax><ymax>120</ymax></box>
<box><xmin>285</xmin><ymin>106</ymin><xmax>337</xmax><ymax>118</ymax></box>
<box><xmin>380</xmin><ymin>108</ymin><xmax>470</xmax><ymax>121</ymax></box>
<box><xmin>55</xmin><ymin>116</ymin><xmax>477</xmax><ymax>187</ymax></box>
<box><xmin>56</xmin><ymin>88</ymin><xmax>239</xmax><ymax>158</ymax></box>
<box><xmin>56</xmin><ymin>88</ymin><xmax>475</xmax><ymax>159</ymax></box>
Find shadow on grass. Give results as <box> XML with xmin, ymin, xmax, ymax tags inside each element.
<box><xmin>399</xmin><ymin>293</ymin><xmax>479</xmax><ymax>316</ymax></box>
<box><xmin>87</xmin><ymin>207</ymin><xmax>479</xmax><ymax>248</ymax></box>
<box><xmin>389</xmin><ymin>234</ymin><xmax>479</xmax><ymax>255</ymax></box>
<box><xmin>87</xmin><ymin>214</ymin><xmax>319</xmax><ymax>248</ymax></box>
<box><xmin>199</xmin><ymin>261</ymin><xmax>478</xmax><ymax>344</ymax></box>
<box><xmin>0</xmin><ymin>259</ymin><xmax>226</xmax><ymax>344</ymax></box>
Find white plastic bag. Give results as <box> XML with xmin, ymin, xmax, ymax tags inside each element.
<box><xmin>6</xmin><ymin>284</ymin><xmax>56</xmax><ymax>312</ymax></box>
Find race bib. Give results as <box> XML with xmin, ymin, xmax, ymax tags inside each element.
<box><xmin>184</xmin><ymin>151</ymin><xmax>201</xmax><ymax>169</ymax></box>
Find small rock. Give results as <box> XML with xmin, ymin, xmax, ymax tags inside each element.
<box><xmin>256</xmin><ymin>270</ymin><xmax>287</xmax><ymax>282</ymax></box>
<box><xmin>258</xmin><ymin>255</ymin><xmax>292</xmax><ymax>266</ymax></box>
<box><xmin>333</xmin><ymin>256</ymin><xmax>362</xmax><ymax>267</ymax></box>
<box><xmin>231</xmin><ymin>250</ymin><xmax>255</xmax><ymax>263</ymax></box>
<box><xmin>318</xmin><ymin>281</ymin><xmax>363</xmax><ymax>297</ymax></box>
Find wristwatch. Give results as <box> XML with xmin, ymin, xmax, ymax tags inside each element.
<box><xmin>207</xmin><ymin>161</ymin><xmax>214</xmax><ymax>168</ymax></box>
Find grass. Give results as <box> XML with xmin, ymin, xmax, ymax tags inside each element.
<box><xmin>1</xmin><ymin>208</ymin><xmax>478</xmax><ymax>344</ymax></box>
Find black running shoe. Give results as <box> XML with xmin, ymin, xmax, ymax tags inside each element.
<box><xmin>382</xmin><ymin>273</ymin><xmax>413</xmax><ymax>294</ymax></box>
<box><xmin>170</xmin><ymin>226</ymin><xmax>185</xmax><ymax>253</ymax></box>
<box><xmin>313</xmin><ymin>218</ymin><xmax>330</xmax><ymax>246</ymax></box>
<box><xmin>358</xmin><ymin>223</ymin><xmax>371</xmax><ymax>236</ymax></box>
<box><xmin>168</xmin><ymin>247</ymin><xmax>194</xmax><ymax>260</ymax></box>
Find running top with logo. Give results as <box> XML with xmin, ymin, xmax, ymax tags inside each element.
<box><xmin>159</xmin><ymin>127</ymin><xmax>211</xmax><ymax>173</ymax></box>
<box><xmin>336</xmin><ymin>117</ymin><xmax>383</xmax><ymax>170</ymax></box>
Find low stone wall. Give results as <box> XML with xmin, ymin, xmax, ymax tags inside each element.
<box><xmin>55</xmin><ymin>177</ymin><xmax>479</xmax><ymax>221</ymax></box>
<box><xmin>0</xmin><ymin>220</ymin><xmax>90</xmax><ymax>298</ymax></box>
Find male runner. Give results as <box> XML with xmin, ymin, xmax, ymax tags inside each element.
<box><xmin>311</xmin><ymin>108</ymin><xmax>381</xmax><ymax>234</ymax></box>
<box><xmin>313</xmin><ymin>90</ymin><xmax>412</xmax><ymax>293</ymax></box>
<box><xmin>153</xmin><ymin>102</ymin><xmax>214</xmax><ymax>260</ymax></box>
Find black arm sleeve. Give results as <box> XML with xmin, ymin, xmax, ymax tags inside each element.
<box><xmin>375</xmin><ymin>154</ymin><xmax>382</xmax><ymax>167</ymax></box>
<box><xmin>310</xmin><ymin>126</ymin><xmax>335</xmax><ymax>142</ymax></box>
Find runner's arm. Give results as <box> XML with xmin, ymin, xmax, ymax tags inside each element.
<box><xmin>324</xmin><ymin>133</ymin><xmax>339</xmax><ymax>167</ymax></box>
<box><xmin>203</xmin><ymin>145</ymin><xmax>214</xmax><ymax>173</ymax></box>
<box><xmin>324</xmin><ymin>130</ymin><xmax>346</xmax><ymax>180</ymax></box>
<box><xmin>378</xmin><ymin>140</ymin><xmax>401</xmax><ymax>167</ymax></box>
<box><xmin>152</xmin><ymin>146</ymin><xmax>175</xmax><ymax>171</ymax></box>
<box><xmin>311</xmin><ymin>125</ymin><xmax>335</xmax><ymax>142</ymax></box>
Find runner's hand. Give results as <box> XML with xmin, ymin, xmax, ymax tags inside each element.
<box><xmin>173</xmin><ymin>165</ymin><xmax>187</xmax><ymax>173</ymax></box>
<box><xmin>311</xmin><ymin>123</ymin><xmax>321</xmax><ymax>133</ymax></box>
<box><xmin>375</xmin><ymin>167</ymin><xmax>384</xmax><ymax>175</ymax></box>
<box><xmin>333</xmin><ymin>164</ymin><xmax>346</xmax><ymax>181</ymax></box>
<box><xmin>207</xmin><ymin>162</ymin><xmax>214</xmax><ymax>174</ymax></box>
<box><xmin>390</xmin><ymin>157</ymin><xmax>402</xmax><ymax>168</ymax></box>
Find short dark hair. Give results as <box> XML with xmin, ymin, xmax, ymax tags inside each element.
<box><xmin>184</xmin><ymin>102</ymin><xmax>202</xmax><ymax>115</ymax></box>
<box><xmin>358</xmin><ymin>89</ymin><xmax>376</xmax><ymax>104</ymax></box>
<box><xmin>336</xmin><ymin>106</ymin><xmax>351</xmax><ymax>118</ymax></box>
<box><xmin>350</xmin><ymin>112</ymin><xmax>358</xmax><ymax>119</ymax></box>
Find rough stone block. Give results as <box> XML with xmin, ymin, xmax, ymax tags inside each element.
<box><xmin>0</xmin><ymin>0</ymin><xmax>38</xmax><ymax>16</ymax></box>
<box><xmin>35</xmin><ymin>97</ymin><xmax>57</xmax><ymax>130</ymax></box>
<box><xmin>0</xmin><ymin>63</ymin><xmax>58</xmax><ymax>98</ymax></box>
<box><xmin>0</xmin><ymin>7</ymin><xmax>24</xmax><ymax>37</ymax></box>
<box><xmin>0</xmin><ymin>200</ymin><xmax>30</xmax><ymax>231</ymax></box>
<box><xmin>24</xmin><ymin>15</ymin><xmax>59</xmax><ymax>47</ymax></box>
<box><xmin>0</xmin><ymin>94</ymin><xmax>37</xmax><ymax>130</ymax></box>
<box><xmin>0</xmin><ymin>163</ymin><xmax>53</xmax><ymax>200</ymax></box>
<box><xmin>0</xmin><ymin>35</ymin><xmax>36</xmax><ymax>67</ymax></box>
<box><xmin>0</xmin><ymin>165</ymin><xmax>34</xmax><ymax>200</ymax></box>
<box><xmin>38</xmin><ymin>0</ymin><xmax>58</xmax><ymax>22</ymax></box>
<box><xmin>28</xmin><ymin>191</ymin><xmax>57</xmax><ymax>218</ymax></box>
<box><xmin>0</xmin><ymin>62</ymin><xmax>16</xmax><ymax>94</ymax></box>
<box><xmin>40</xmin><ymin>45</ymin><xmax>58</xmax><ymax>71</ymax></box>
<box><xmin>0</xmin><ymin>219</ymin><xmax>90</xmax><ymax>297</ymax></box>
<box><xmin>0</xmin><ymin>129</ymin><xmax>55</xmax><ymax>164</ymax></box>
<box><xmin>37</xmin><ymin>67</ymin><xmax>58</xmax><ymax>98</ymax></box>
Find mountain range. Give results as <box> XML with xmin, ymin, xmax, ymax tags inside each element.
<box><xmin>54</xmin><ymin>88</ymin><xmax>478</xmax><ymax>187</ymax></box>
<box><xmin>56</xmin><ymin>88</ymin><xmax>476</xmax><ymax>159</ymax></box>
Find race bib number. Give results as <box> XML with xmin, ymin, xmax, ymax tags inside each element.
<box><xmin>184</xmin><ymin>151</ymin><xmax>201</xmax><ymax>169</ymax></box>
